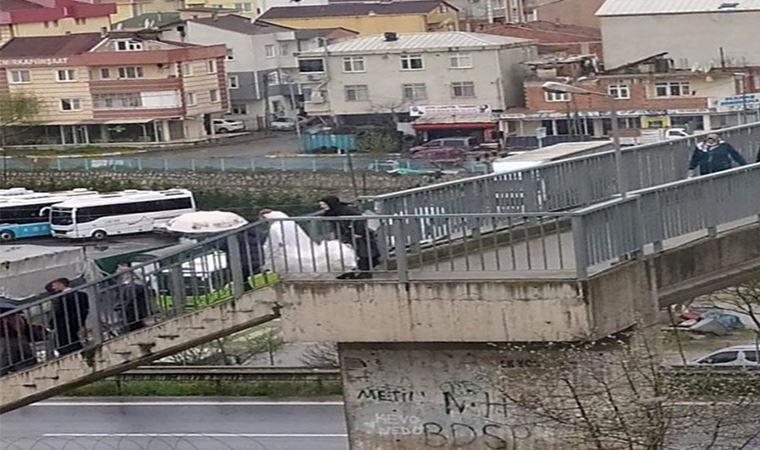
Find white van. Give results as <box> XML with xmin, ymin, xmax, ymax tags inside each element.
<box><xmin>50</xmin><ymin>189</ymin><xmax>195</xmax><ymax>240</ymax></box>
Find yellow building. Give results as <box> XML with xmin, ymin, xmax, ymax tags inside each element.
<box><xmin>0</xmin><ymin>32</ymin><xmax>228</xmax><ymax>144</ymax></box>
<box><xmin>110</xmin><ymin>0</ymin><xmax>185</xmax><ymax>24</ymax></box>
<box><xmin>0</xmin><ymin>0</ymin><xmax>117</xmax><ymax>47</ymax></box>
<box><xmin>258</xmin><ymin>0</ymin><xmax>459</xmax><ymax>35</ymax></box>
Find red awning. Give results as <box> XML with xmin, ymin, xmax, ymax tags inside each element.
<box><xmin>413</xmin><ymin>122</ymin><xmax>497</xmax><ymax>130</ymax></box>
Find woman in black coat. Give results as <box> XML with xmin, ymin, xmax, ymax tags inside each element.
<box><xmin>320</xmin><ymin>196</ymin><xmax>380</xmax><ymax>279</ymax></box>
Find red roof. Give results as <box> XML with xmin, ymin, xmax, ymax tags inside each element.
<box><xmin>0</xmin><ymin>0</ymin><xmax>116</xmax><ymax>25</ymax></box>
<box><xmin>0</xmin><ymin>33</ymin><xmax>103</xmax><ymax>58</ymax></box>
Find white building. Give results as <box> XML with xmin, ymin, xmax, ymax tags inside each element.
<box><xmin>160</xmin><ymin>14</ymin><xmax>356</xmax><ymax>129</ymax></box>
<box><xmin>597</xmin><ymin>0</ymin><xmax>760</xmax><ymax>70</ymax></box>
<box><xmin>297</xmin><ymin>31</ymin><xmax>536</xmax><ymax>132</ymax></box>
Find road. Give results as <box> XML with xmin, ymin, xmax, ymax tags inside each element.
<box><xmin>0</xmin><ymin>398</ymin><xmax>348</xmax><ymax>450</ymax></box>
<box><xmin>149</xmin><ymin>133</ymin><xmax>301</xmax><ymax>159</ymax></box>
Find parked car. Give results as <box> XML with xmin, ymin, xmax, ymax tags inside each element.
<box><xmin>409</xmin><ymin>146</ymin><xmax>466</xmax><ymax>161</ymax></box>
<box><xmin>271</xmin><ymin>117</ymin><xmax>298</xmax><ymax>131</ymax></box>
<box><xmin>410</xmin><ymin>136</ymin><xmax>481</xmax><ymax>153</ymax></box>
<box><xmin>690</xmin><ymin>345</ymin><xmax>759</xmax><ymax>367</ymax></box>
<box><xmin>213</xmin><ymin>119</ymin><xmax>245</xmax><ymax>133</ymax></box>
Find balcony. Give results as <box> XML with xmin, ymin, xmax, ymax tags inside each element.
<box><xmin>89</xmin><ymin>78</ymin><xmax>181</xmax><ymax>94</ymax></box>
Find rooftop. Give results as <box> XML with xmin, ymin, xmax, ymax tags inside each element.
<box><xmin>477</xmin><ymin>21</ymin><xmax>601</xmax><ymax>42</ymax></box>
<box><xmin>0</xmin><ymin>33</ymin><xmax>104</xmax><ymax>58</ymax></box>
<box><xmin>114</xmin><ymin>12</ymin><xmax>180</xmax><ymax>30</ymax></box>
<box><xmin>259</xmin><ymin>0</ymin><xmax>457</xmax><ymax>20</ymax></box>
<box><xmin>298</xmin><ymin>31</ymin><xmax>532</xmax><ymax>54</ymax></box>
<box><xmin>0</xmin><ymin>0</ymin><xmax>44</xmax><ymax>11</ymax></box>
<box><xmin>596</xmin><ymin>0</ymin><xmax>760</xmax><ymax>16</ymax></box>
<box><xmin>188</xmin><ymin>15</ymin><xmax>294</xmax><ymax>35</ymax></box>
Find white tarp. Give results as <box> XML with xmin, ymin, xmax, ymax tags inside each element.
<box><xmin>165</xmin><ymin>211</ymin><xmax>248</xmax><ymax>234</ymax></box>
<box><xmin>262</xmin><ymin>211</ymin><xmax>356</xmax><ymax>274</ymax></box>
<box><xmin>0</xmin><ymin>245</ymin><xmax>94</xmax><ymax>299</ymax></box>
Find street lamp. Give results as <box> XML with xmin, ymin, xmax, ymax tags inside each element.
<box><xmin>542</xmin><ymin>81</ymin><xmax>627</xmax><ymax>198</ymax></box>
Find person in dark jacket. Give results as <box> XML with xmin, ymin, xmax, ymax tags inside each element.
<box><xmin>320</xmin><ymin>196</ymin><xmax>380</xmax><ymax>279</ymax></box>
<box><xmin>688</xmin><ymin>133</ymin><xmax>747</xmax><ymax>176</ymax></box>
<box><xmin>0</xmin><ymin>304</ymin><xmax>38</xmax><ymax>375</ymax></box>
<box><xmin>115</xmin><ymin>263</ymin><xmax>153</xmax><ymax>332</ymax></box>
<box><xmin>48</xmin><ymin>278</ymin><xmax>89</xmax><ymax>356</ymax></box>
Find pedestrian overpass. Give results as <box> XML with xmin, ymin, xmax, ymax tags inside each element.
<box><xmin>2</xmin><ymin>123</ymin><xmax>760</xmax><ymax>432</ymax></box>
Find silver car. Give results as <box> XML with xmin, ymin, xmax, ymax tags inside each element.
<box><xmin>691</xmin><ymin>345</ymin><xmax>759</xmax><ymax>367</ymax></box>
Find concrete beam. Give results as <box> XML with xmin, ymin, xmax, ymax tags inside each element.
<box><xmin>0</xmin><ymin>289</ymin><xmax>279</xmax><ymax>415</ymax></box>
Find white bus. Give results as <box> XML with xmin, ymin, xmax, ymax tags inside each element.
<box><xmin>0</xmin><ymin>189</ymin><xmax>97</xmax><ymax>241</ymax></box>
<box><xmin>50</xmin><ymin>189</ymin><xmax>196</xmax><ymax>240</ymax></box>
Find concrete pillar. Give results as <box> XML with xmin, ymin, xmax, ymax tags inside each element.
<box><xmin>339</xmin><ymin>343</ymin><xmax>550</xmax><ymax>450</ymax></box>
<box><xmin>99</xmin><ymin>125</ymin><xmax>109</xmax><ymax>143</ymax></box>
<box><xmin>162</xmin><ymin>120</ymin><xmax>172</xmax><ymax>142</ymax></box>
<box><xmin>703</xmin><ymin>114</ymin><xmax>713</xmax><ymax>131</ymax></box>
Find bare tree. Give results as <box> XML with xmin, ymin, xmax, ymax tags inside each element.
<box><xmin>496</xmin><ymin>331</ymin><xmax>760</xmax><ymax>450</ymax></box>
<box><xmin>300</xmin><ymin>342</ymin><xmax>339</xmax><ymax>368</ymax></box>
<box><xmin>166</xmin><ymin>327</ymin><xmax>283</xmax><ymax>365</ymax></box>
<box><xmin>0</xmin><ymin>91</ymin><xmax>40</xmax><ymax>183</ymax></box>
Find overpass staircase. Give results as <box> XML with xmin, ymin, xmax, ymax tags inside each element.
<box><xmin>2</xmin><ymin>122</ymin><xmax>760</xmax><ymax>414</ymax></box>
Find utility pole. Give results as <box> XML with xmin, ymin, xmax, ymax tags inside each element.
<box><xmin>286</xmin><ymin>76</ymin><xmax>303</xmax><ymax>151</ymax></box>
<box><xmin>263</xmin><ymin>73</ymin><xmax>271</xmax><ymax>135</ymax></box>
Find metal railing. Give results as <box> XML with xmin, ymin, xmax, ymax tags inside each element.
<box><xmin>367</xmin><ymin>122</ymin><xmax>760</xmax><ymax>216</ymax></box>
<box><xmin>3</xmin><ymin>155</ymin><xmax>483</xmax><ymax>174</ymax></box>
<box><xmin>573</xmin><ymin>162</ymin><xmax>760</xmax><ymax>277</ymax></box>
<box><xmin>114</xmin><ymin>365</ymin><xmax>340</xmax><ymax>381</ymax></box>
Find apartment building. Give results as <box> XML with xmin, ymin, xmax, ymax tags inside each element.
<box><xmin>110</xmin><ymin>0</ymin><xmax>184</xmax><ymax>23</ymax></box>
<box><xmin>160</xmin><ymin>14</ymin><xmax>356</xmax><ymax>129</ymax></box>
<box><xmin>297</xmin><ymin>31</ymin><xmax>535</xmax><ymax>139</ymax></box>
<box><xmin>259</xmin><ymin>0</ymin><xmax>460</xmax><ymax>35</ymax></box>
<box><xmin>0</xmin><ymin>0</ymin><xmax>116</xmax><ymax>47</ymax></box>
<box><xmin>0</xmin><ymin>31</ymin><xmax>227</xmax><ymax>145</ymax></box>
<box><xmin>502</xmin><ymin>53</ymin><xmax>752</xmax><ymax>138</ymax></box>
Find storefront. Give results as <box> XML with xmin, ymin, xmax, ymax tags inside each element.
<box><xmin>412</xmin><ymin>112</ymin><xmax>498</xmax><ymax>143</ymax></box>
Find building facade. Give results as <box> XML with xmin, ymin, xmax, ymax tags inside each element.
<box><xmin>160</xmin><ymin>14</ymin><xmax>356</xmax><ymax>130</ymax></box>
<box><xmin>597</xmin><ymin>0</ymin><xmax>760</xmax><ymax>71</ymax></box>
<box><xmin>502</xmin><ymin>54</ymin><xmax>754</xmax><ymax>139</ymax></box>
<box><xmin>259</xmin><ymin>1</ymin><xmax>460</xmax><ymax>36</ymax></box>
<box><xmin>0</xmin><ymin>0</ymin><xmax>116</xmax><ymax>47</ymax></box>
<box><xmin>0</xmin><ymin>32</ymin><xmax>228</xmax><ymax>145</ymax></box>
<box><xmin>297</xmin><ymin>31</ymin><xmax>535</xmax><ymax>139</ymax></box>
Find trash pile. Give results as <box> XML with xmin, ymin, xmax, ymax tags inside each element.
<box><xmin>672</xmin><ymin>308</ymin><xmax>745</xmax><ymax>336</ymax></box>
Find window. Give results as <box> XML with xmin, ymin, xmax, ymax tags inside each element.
<box><xmin>93</xmin><ymin>93</ymin><xmax>142</xmax><ymax>109</ymax></box>
<box><xmin>75</xmin><ymin>18</ymin><xmax>86</xmax><ymax>25</ymax></box>
<box><xmin>608</xmin><ymin>83</ymin><xmax>630</xmax><ymax>99</ymax></box>
<box><xmin>655</xmin><ymin>81</ymin><xmax>690</xmax><ymax>97</ymax></box>
<box><xmin>746</xmin><ymin>351</ymin><xmax>758</xmax><ymax>362</ymax></box>
<box><xmin>209</xmin><ymin>89</ymin><xmax>219</xmax><ymax>102</ymax></box>
<box><xmin>449</xmin><ymin>53</ymin><xmax>472</xmax><ymax>69</ymax></box>
<box><xmin>265</xmin><ymin>45</ymin><xmax>275</xmax><ymax>58</ymax></box>
<box><xmin>116</xmin><ymin>40</ymin><xmax>142</xmax><ymax>51</ymax></box>
<box><xmin>60</xmin><ymin>98</ymin><xmax>82</xmax><ymax>111</ymax></box>
<box><xmin>228</xmin><ymin>75</ymin><xmax>239</xmax><ymax>89</ymax></box>
<box><xmin>545</xmin><ymin>91</ymin><xmax>570</xmax><ymax>102</ymax></box>
<box><xmin>451</xmin><ymin>81</ymin><xmax>475</xmax><ymax>98</ymax></box>
<box><xmin>267</xmin><ymin>71</ymin><xmax>279</xmax><ymax>86</ymax></box>
<box><xmin>342</xmin><ymin>56</ymin><xmax>365</xmax><ymax>73</ymax></box>
<box><xmin>278</xmin><ymin>43</ymin><xmax>289</xmax><ymax>56</ymax></box>
<box><xmin>400</xmin><ymin>54</ymin><xmax>424</xmax><ymax>70</ymax></box>
<box><xmin>9</xmin><ymin>70</ymin><xmax>30</xmax><ymax>84</ymax></box>
<box><xmin>231</xmin><ymin>104</ymin><xmax>248</xmax><ymax>115</ymax></box>
<box><xmin>402</xmin><ymin>83</ymin><xmax>427</xmax><ymax>101</ymax></box>
<box><xmin>186</xmin><ymin>92</ymin><xmax>197</xmax><ymax>106</ymax></box>
<box><xmin>298</xmin><ymin>58</ymin><xmax>325</xmax><ymax>73</ymax></box>
<box><xmin>56</xmin><ymin>69</ymin><xmax>76</xmax><ymax>82</ymax></box>
<box><xmin>344</xmin><ymin>84</ymin><xmax>369</xmax><ymax>102</ymax></box>
<box><xmin>181</xmin><ymin>63</ymin><xmax>193</xmax><ymax>76</ymax></box>
<box><xmin>699</xmin><ymin>351</ymin><xmax>738</xmax><ymax>364</ymax></box>
<box><xmin>117</xmin><ymin>66</ymin><xmax>144</xmax><ymax>79</ymax></box>
<box><xmin>100</xmin><ymin>68</ymin><xmax>111</xmax><ymax>79</ymax></box>
<box><xmin>76</xmin><ymin>198</ymin><xmax>193</xmax><ymax>223</ymax></box>
<box><xmin>226</xmin><ymin>49</ymin><xmax>235</xmax><ymax>61</ymax></box>
<box><xmin>207</xmin><ymin>59</ymin><xmax>217</xmax><ymax>74</ymax></box>
<box><xmin>234</xmin><ymin>2</ymin><xmax>252</xmax><ymax>11</ymax></box>
<box><xmin>438</xmin><ymin>4</ymin><xmax>447</xmax><ymax>12</ymax></box>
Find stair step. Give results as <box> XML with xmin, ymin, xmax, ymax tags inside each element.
<box><xmin>21</xmin><ymin>383</ymin><xmax>38</xmax><ymax>388</ymax></box>
<box><xmin>157</xmin><ymin>334</ymin><xmax>181</xmax><ymax>339</ymax></box>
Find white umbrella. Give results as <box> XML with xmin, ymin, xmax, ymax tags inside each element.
<box><xmin>165</xmin><ymin>211</ymin><xmax>248</xmax><ymax>234</ymax></box>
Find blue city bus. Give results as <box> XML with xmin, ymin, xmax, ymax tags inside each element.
<box><xmin>0</xmin><ymin>190</ymin><xmax>96</xmax><ymax>241</ymax></box>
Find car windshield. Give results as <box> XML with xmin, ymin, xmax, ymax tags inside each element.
<box><xmin>51</xmin><ymin>208</ymin><xmax>73</xmax><ymax>226</ymax></box>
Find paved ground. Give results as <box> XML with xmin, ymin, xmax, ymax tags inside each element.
<box><xmin>0</xmin><ymin>398</ymin><xmax>348</xmax><ymax>450</ymax></box>
<box><xmin>149</xmin><ymin>133</ymin><xmax>301</xmax><ymax>159</ymax></box>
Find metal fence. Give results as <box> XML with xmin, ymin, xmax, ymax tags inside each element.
<box><xmin>3</xmin><ymin>155</ymin><xmax>481</xmax><ymax>173</ymax></box>
<box><xmin>573</xmin><ymin>162</ymin><xmax>760</xmax><ymax>277</ymax></box>
<box><xmin>367</xmin><ymin>122</ymin><xmax>760</xmax><ymax>217</ymax></box>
